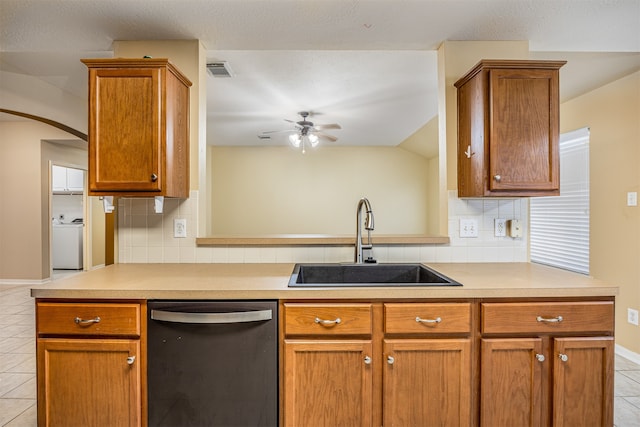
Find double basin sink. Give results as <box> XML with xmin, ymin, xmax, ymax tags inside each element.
<box><xmin>288</xmin><ymin>263</ymin><xmax>461</xmax><ymax>287</ymax></box>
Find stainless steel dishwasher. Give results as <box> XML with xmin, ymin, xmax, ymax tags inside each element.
<box><xmin>147</xmin><ymin>300</ymin><xmax>278</xmax><ymax>426</ymax></box>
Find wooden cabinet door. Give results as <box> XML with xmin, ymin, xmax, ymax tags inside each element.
<box><xmin>383</xmin><ymin>339</ymin><xmax>471</xmax><ymax>427</ymax></box>
<box><xmin>88</xmin><ymin>67</ymin><xmax>162</xmax><ymax>193</ymax></box>
<box><xmin>283</xmin><ymin>340</ymin><xmax>373</xmax><ymax>427</ymax></box>
<box><xmin>481</xmin><ymin>338</ymin><xmax>544</xmax><ymax>427</ymax></box>
<box><xmin>552</xmin><ymin>337</ymin><xmax>614</xmax><ymax>427</ymax></box>
<box><xmin>37</xmin><ymin>338</ymin><xmax>141</xmax><ymax>427</ymax></box>
<box><xmin>488</xmin><ymin>68</ymin><xmax>559</xmax><ymax>193</ymax></box>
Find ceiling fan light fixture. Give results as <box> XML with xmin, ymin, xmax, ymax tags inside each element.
<box><xmin>289</xmin><ymin>133</ymin><xmax>301</xmax><ymax>147</ymax></box>
<box><xmin>308</xmin><ymin>133</ymin><xmax>319</xmax><ymax>147</ymax></box>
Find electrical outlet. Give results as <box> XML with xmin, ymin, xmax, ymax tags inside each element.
<box><xmin>628</xmin><ymin>308</ymin><xmax>639</xmax><ymax>326</ymax></box>
<box><xmin>494</xmin><ymin>218</ymin><xmax>506</xmax><ymax>237</ymax></box>
<box><xmin>174</xmin><ymin>219</ymin><xmax>187</xmax><ymax>238</ymax></box>
<box><xmin>460</xmin><ymin>219</ymin><xmax>478</xmax><ymax>238</ymax></box>
<box><xmin>627</xmin><ymin>192</ymin><xmax>638</xmax><ymax>207</ymax></box>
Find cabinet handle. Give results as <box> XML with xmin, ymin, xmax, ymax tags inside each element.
<box><xmin>387</xmin><ymin>355</ymin><xmax>395</xmax><ymax>365</ymax></box>
<box><xmin>74</xmin><ymin>316</ymin><xmax>101</xmax><ymax>325</ymax></box>
<box><xmin>536</xmin><ymin>315</ymin><xmax>563</xmax><ymax>323</ymax></box>
<box><xmin>151</xmin><ymin>173</ymin><xmax>158</xmax><ymax>182</ymax></box>
<box><xmin>535</xmin><ymin>353</ymin><xmax>545</xmax><ymax>362</ymax></box>
<box><xmin>559</xmin><ymin>353</ymin><xmax>569</xmax><ymax>362</ymax></box>
<box><xmin>415</xmin><ymin>316</ymin><xmax>442</xmax><ymax>324</ymax></box>
<box><xmin>127</xmin><ymin>356</ymin><xmax>136</xmax><ymax>365</ymax></box>
<box><xmin>493</xmin><ymin>175</ymin><xmax>501</xmax><ymax>182</ymax></box>
<box><xmin>364</xmin><ymin>356</ymin><xmax>372</xmax><ymax>365</ymax></box>
<box><xmin>314</xmin><ymin>317</ymin><xmax>341</xmax><ymax>326</ymax></box>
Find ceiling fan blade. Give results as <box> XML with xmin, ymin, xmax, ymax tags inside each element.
<box><xmin>315</xmin><ymin>132</ymin><xmax>338</xmax><ymax>142</ymax></box>
<box><xmin>314</xmin><ymin>123</ymin><xmax>341</xmax><ymax>130</ymax></box>
<box><xmin>260</xmin><ymin>129</ymin><xmax>292</xmax><ymax>134</ymax></box>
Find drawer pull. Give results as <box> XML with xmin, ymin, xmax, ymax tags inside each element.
<box><xmin>127</xmin><ymin>356</ymin><xmax>136</xmax><ymax>365</ymax></box>
<box><xmin>536</xmin><ymin>315</ymin><xmax>563</xmax><ymax>323</ymax></box>
<box><xmin>415</xmin><ymin>316</ymin><xmax>442</xmax><ymax>324</ymax></box>
<box><xmin>535</xmin><ymin>353</ymin><xmax>545</xmax><ymax>362</ymax></box>
<box><xmin>314</xmin><ymin>317</ymin><xmax>341</xmax><ymax>326</ymax></box>
<box><xmin>74</xmin><ymin>316</ymin><xmax>101</xmax><ymax>325</ymax></box>
<box><xmin>559</xmin><ymin>353</ymin><xmax>569</xmax><ymax>362</ymax></box>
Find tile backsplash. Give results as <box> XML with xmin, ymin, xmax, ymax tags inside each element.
<box><xmin>118</xmin><ymin>191</ymin><xmax>528</xmax><ymax>264</ymax></box>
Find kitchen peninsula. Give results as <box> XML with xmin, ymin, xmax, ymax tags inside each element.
<box><xmin>32</xmin><ymin>262</ymin><xmax>617</xmax><ymax>426</ymax></box>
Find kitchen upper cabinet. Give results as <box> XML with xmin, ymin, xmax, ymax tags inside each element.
<box><xmin>81</xmin><ymin>58</ymin><xmax>191</xmax><ymax>197</ymax></box>
<box><xmin>455</xmin><ymin>60</ymin><xmax>566</xmax><ymax>197</ymax></box>
<box><xmin>52</xmin><ymin>165</ymin><xmax>84</xmax><ymax>193</ymax></box>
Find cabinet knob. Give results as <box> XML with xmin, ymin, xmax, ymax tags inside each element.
<box><xmin>535</xmin><ymin>353</ymin><xmax>545</xmax><ymax>362</ymax></box>
<box><xmin>151</xmin><ymin>173</ymin><xmax>158</xmax><ymax>182</ymax></box>
<box><xmin>559</xmin><ymin>353</ymin><xmax>569</xmax><ymax>362</ymax></box>
<box><xmin>387</xmin><ymin>355</ymin><xmax>395</xmax><ymax>365</ymax></box>
<box><xmin>127</xmin><ymin>356</ymin><xmax>136</xmax><ymax>365</ymax></box>
<box><xmin>493</xmin><ymin>175</ymin><xmax>501</xmax><ymax>182</ymax></box>
<box><xmin>364</xmin><ymin>356</ymin><xmax>372</xmax><ymax>365</ymax></box>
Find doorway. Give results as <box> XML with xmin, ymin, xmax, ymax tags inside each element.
<box><xmin>50</xmin><ymin>163</ymin><xmax>86</xmax><ymax>280</ymax></box>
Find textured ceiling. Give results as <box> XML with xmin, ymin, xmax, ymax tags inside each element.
<box><xmin>1</xmin><ymin>0</ymin><xmax>639</xmax><ymax>151</ymax></box>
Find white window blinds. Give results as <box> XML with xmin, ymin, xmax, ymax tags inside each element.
<box><xmin>530</xmin><ymin>127</ymin><xmax>590</xmax><ymax>274</ymax></box>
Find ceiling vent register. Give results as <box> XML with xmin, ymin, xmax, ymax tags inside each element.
<box><xmin>206</xmin><ymin>62</ymin><xmax>233</xmax><ymax>78</ymax></box>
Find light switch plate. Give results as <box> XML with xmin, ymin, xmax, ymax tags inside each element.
<box><xmin>627</xmin><ymin>192</ymin><xmax>638</xmax><ymax>207</ymax></box>
<box><xmin>174</xmin><ymin>219</ymin><xmax>187</xmax><ymax>238</ymax></box>
<box><xmin>460</xmin><ymin>219</ymin><xmax>478</xmax><ymax>238</ymax></box>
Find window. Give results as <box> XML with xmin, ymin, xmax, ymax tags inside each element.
<box><xmin>530</xmin><ymin>128</ymin><xmax>590</xmax><ymax>274</ymax></box>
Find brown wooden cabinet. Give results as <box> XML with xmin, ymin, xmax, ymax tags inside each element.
<box><xmin>282</xmin><ymin>303</ymin><xmax>374</xmax><ymax>427</ymax></box>
<box><xmin>455</xmin><ymin>60</ymin><xmax>566</xmax><ymax>197</ymax></box>
<box><xmin>282</xmin><ymin>301</ymin><xmax>473</xmax><ymax>426</ymax></box>
<box><xmin>81</xmin><ymin>58</ymin><xmax>191</xmax><ymax>197</ymax></box>
<box><xmin>383</xmin><ymin>302</ymin><xmax>472</xmax><ymax>426</ymax></box>
<box><xmin>480</xmin><ymin>301</ymin><xmax>614</xmax><ymax>427</ymax></box>
<box><xmin>36</xmin><ymin>301</ymin><xmax>146</xmax><ymax>427</ymax></box>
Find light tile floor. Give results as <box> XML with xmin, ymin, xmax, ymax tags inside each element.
<box><xmin>1</xmin><ymin>283</ymin><xmax>640</xmax><ymax>426</ymax></box>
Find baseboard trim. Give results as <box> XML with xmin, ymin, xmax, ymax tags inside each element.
<box><xmin>0</xmin><ymin>278</ymin><xmax>50</xmax><ymax>285</ymax></box>
<box><xmin>616</xmin><ymin>344</ymin><xmax>640</xmax><ymax>365</ymax></box>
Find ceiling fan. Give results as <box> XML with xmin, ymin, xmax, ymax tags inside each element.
<box><xmin>259</xmin><ymin>111</ymin><xmax>342</xmax><ymax>152</ymax></box>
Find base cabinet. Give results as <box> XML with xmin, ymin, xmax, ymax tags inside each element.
<box><xmin>383</xmin><ymin>339</ymin><xmax>471</xmax><ymax>426</ymax></box>
<box><xmin>282</xmin><ymin>302</ymin><xmax>473</xmax><ymax>426</ymax></box>
<box><xmin>35</xmin><ymin>301</ymin><xmax>144</xmax><ymax>427</ymax></box>
<box><xmin>552</xmin><ymin>337</ymin><xmax>614</xmax><ymax>427</ymax></box>
<box><xmin>37</xmin><ymin>339</ymin><xmax>141</xmax><ymax>427</ymax></box>
<box><xmin>480</xmin><ymin>302</ymin><xmax>614</xmax><ymax>427</ymax></box>
<box><xmin>283</xmin><ymin>340</ymin><xmax>373</xmax><ymax>427</ymax></box>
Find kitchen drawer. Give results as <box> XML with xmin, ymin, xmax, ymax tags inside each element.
<box><xmin>37</xmin><ymin>302</ymin><xmax>141</xmax><ymax>337</ymax></box>
<box><xmin>481</xmin><ymin>301</ymin><xmax>614</xmax><ymax>334</ymax></box>
<box><xmin>284</xmin><ymin>303</ymin><xmax>372</xmax><ymax>336</ymax></box>
<box><xmin>384</xmin><ymin>303</ymin><xmax>471</xmax><ymax>334</ymax></box>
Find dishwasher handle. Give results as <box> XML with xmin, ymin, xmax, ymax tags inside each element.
<box><xmin>151</xmin><ymin>309</ymin><xmax>272</xmax><ymax>324</ymax></box>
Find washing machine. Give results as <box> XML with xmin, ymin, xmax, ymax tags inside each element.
<box><xmin>52</xmin><ymin>223</ymin><xmax>83</xmax><ymax>269</ymax></box>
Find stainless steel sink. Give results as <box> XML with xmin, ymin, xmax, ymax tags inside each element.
<box><xmin>288</xmin><ymin>263</ymin><xmax>462</xmax><ymax>287</ymax></box>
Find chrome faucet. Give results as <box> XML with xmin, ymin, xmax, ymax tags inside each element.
<box><xmin>355</xmin><ymin>197</ymin><xmax>376</xmax><ymax>264</ymax></box>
